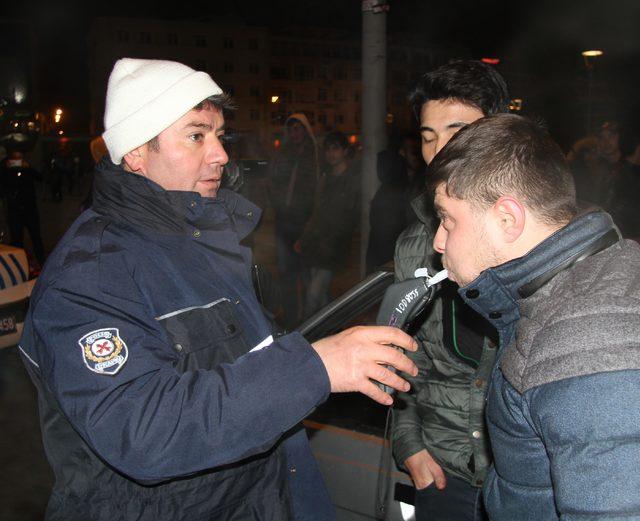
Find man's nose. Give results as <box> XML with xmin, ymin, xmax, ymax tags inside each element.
<box><xmin>434</xmin><ymin>138</ymin><xmax>448</xmax><ymax>158</ymax></box>
<box><xmin>433</xmin><ymin>223</ymin><xmax>446</xmax><ymax>254</ymax></box>
<box><xmin>207</xmin><ymin>138</ymin><xmax>228</xmax><ymax>166</ymax></box>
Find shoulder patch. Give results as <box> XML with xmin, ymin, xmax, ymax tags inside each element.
<box><xmin>79</xmin><ymin>328</ymin><xmax>128</xmax><ymax>375</ymax></box>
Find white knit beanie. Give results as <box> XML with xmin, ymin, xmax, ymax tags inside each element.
<box><xmin>102</xmin><ymin>58</ymin><xmax>223</xmax><ymax>164</ymax></box>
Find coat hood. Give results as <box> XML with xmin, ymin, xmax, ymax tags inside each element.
<box><xmin>284</xmin><ymin>112</ymin><xmax>316</xmax><ymax>147</ymax></box>
<box><xmin>283</xmin><ymin>112</ymin><xmax>319</xmax><ymax>179</ymax></box>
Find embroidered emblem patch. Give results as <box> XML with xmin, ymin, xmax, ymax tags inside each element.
<box><xmin>79</xmin><ymin>328</ymin><xmax>128</xmax><ymax>375</ymax></box>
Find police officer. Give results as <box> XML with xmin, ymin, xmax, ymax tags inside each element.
<box><xmin>19</xmin><ymin>58</ymin><xmax>418</xmax><ymax>521</ymax></box>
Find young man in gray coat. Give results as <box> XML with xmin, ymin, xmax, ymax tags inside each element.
<box><xmin>430</xmin><ymin>113</ymin><xmax>640</xmax><ymax>520</ymax></box>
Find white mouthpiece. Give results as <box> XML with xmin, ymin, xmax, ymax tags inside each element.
<box><xmin>427</xmin><ymin>269</ymin><xmax>449</xmax><ymax>287</ymax></box>
<box><xmin>414</xmin><ymin>268</ymin><xmax>430</xmax><ymax>278</ymax></box>
<box><xmin>414</xmin><ymin>268</ymin><xmax>449</xmax><ymax>287</ymax></box>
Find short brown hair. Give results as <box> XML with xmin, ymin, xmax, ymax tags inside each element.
<box><xmin>429</xmin><ymin>114</ymin><xmax>577</xmax><ymax>225</ymax></box>
<box><xmin>147</xmin><ymin>93</ymin><xmax>235</xmax><ymax>152</ymax></box>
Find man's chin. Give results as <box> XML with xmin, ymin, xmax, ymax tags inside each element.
<box><xmin>197</xmin><ymin>182</ymin><xmax>220</xmax><ymax>198</ymax></box>
<box><xmin>445</xmin><ymin>270</ymin><xmax>464</xmax><ymax>287</ymax></box>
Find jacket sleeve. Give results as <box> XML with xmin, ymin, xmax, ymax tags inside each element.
<box><xmin>526</xmin><ymin>370</ymin><xmax>640</xmax><ymax>520</ymax></box>
<box><xmin>27</xmin><ymin>269</ymin><xmax>330</xmax><ymax>484</ymax></box>
<box><xmin>392</xmin><ymin>343</ymin><xmax>434</xmax><ymax>467</ymax></box>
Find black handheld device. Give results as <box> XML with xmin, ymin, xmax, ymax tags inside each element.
<box><xmin>375</xmin><ymin>270</ymin><xmax>446</xmax><ymax>394</ymax></box>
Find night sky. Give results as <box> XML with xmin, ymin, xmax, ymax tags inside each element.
<box><xmin>4</xmin><ymin>0</ymin><xmax>640</xmax><ymax>147</ymax></box>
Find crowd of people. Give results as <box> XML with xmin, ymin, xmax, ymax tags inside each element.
<box><xmin>6</xmin><ymin>54</ymin><xmax>640</xmax><ymax>521</ymax></box>
<box><xmin>266</xmin><ymin>113</ymin><xmax>426</xmax><ymax>329</ymax></box>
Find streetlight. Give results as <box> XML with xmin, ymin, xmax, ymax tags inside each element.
<box><xmin>581</xmin><ymin>50</ymin><xmax>603</xmax><ymax>134</ymax></box>
<box><xmin>582</xmin><ymin>49</ymin><xmax>603</xmax><ymax>59</ymax></box>
<box><xmin>54</xmin><ymin>108</ymin><xmax>63</xmax><ymax>124</ymax></box>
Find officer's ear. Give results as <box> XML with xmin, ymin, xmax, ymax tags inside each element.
<box><xmin>122</xmin><ymin>146</ymin><xmax>147</xmax><ymax>174</ymax></box>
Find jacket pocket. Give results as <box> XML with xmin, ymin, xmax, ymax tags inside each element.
<box><xmin>158</xmin><ymin>298</ymin><xmax>251</xmax><ymax>372</ymax></box>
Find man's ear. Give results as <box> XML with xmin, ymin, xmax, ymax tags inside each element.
<box><xmin>492</xmin><ymin>196</ymin><xmax>526</xmax><ymax>243</ymax></box>
<box><xmin>122</xmin><ymin>146</ymin><xmax>147</xmax><ymax>173</ymax></box>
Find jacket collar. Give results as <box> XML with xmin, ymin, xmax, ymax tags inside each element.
<box><xmin>458</xmin><ymin>210</ymin><xmax>620</xmax><ymax>329</ymax></box>
<box><xmin>92</xmin><ymin>157</ymin><xmax>260</xmax><ymax>240</ymax></box>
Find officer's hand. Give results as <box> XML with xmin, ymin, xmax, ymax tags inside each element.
<box><xmin>404</xmin><ymin>449</ymin><xmax>447</xmax><ymax>490</ymax></box>
<box><xmin>312</xmin><ymin>326</ymin><xmax>418</xmax><ymax>405</ymax></box>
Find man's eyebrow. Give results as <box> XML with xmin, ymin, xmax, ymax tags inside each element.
<box><xmin>182</xmin><ymin>122</ymin><xmax>226</xmax><ymax>133</ymax></box>
<box><xmin>183</xmin><ymin>122</ymin><xmax>212</xmax><ymax>131</ymax></box>
<box><xmin>420</xmin><ymin>126</ymin><xmax>434</xmax><ymax>132</ymax></box>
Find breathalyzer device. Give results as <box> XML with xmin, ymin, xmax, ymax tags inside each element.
<box><xmin>375</xmin><ymin>268</ymin><xmax>448</xmax><ymax>394</ymax></box>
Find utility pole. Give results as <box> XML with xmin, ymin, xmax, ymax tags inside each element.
<box><xmin>360</xmin><ymin>0</ymin><xmax>388</xmax><ymax>277</ymax></box>
<box><xmin>581</xmin><ymin>50</ymin><xmax>604</xmax><ymax>135</ymax></box>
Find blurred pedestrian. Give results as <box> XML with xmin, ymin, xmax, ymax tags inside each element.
<box><xmin>608</xmin><ymin>126</ymin><xmax>640</xmax><ymax>240</ymax></box>
<box><xmin>269</xmin><ymin>113</ymin><xmax>319</xmax><ymax>328</ymax></box>
<box><xmin>365</xmin><ymin>149</ymin><xmax>409</xmax><ymax>273</ymax></box>
<box><xmin>573</xmin><ymin>121</ymin><xmax>624</xmax><ymax>210</ymax></box>
<box><xmin>298</xmin><ymin>131</ymin><xmax>360</xmax><ymax>317</ymax></box>
<box><xmin>0</xmin><ymin>149</ymin><xmax>45</xmax><ymax>265</ymax></box>
<box><xmin>568</xmin><ymin>135</ymin><xmax>600</xmax><ymax>204</ymax></box>
<box><xmin>79</xmin><ymin>136</ymin><xmax>108</xmax><ymax>212</ymax></box>
<box><xmin>48</xmin><ymin>141</ymin><xmax>75</xmax><ymax>201</ymax></box>
<box><xmin>399</xmin><ymin>133</ymin><xmax>426</xmax><ymax>223</ymax></box>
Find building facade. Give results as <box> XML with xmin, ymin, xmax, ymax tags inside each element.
<box><xmin>88</xmin><ymin>17</ymin><xmax>459</xmax><ymax>153</ymax></box>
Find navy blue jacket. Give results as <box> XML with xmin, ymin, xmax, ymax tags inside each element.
<box><xmin>19</xmin><ymin>159</ymin><xmax>334</xmax><ymax>520</ymax></box>
<box><xmin>459</xmin><ymin>211</ymin><xmax>640</xmax><ymax>520</ymax></box>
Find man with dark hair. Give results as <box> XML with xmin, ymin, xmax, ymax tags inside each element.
<box><xmin>18</xmin><ymin>58</ymin><xmax>418</xmax><ymax>521</ymax></box>
<box><xmin>393</xmin><ymin>60</ymin><xmax>509</xmax><ymax>521</ymax></box>
<box><xmin>431</xmin><ymin>113</ymin><xmax>640</xmax><ymax>520</ymax></box>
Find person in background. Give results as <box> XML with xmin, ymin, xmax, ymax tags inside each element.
<box><xmin>607</xmin><ymin>125</ymin><xmax>640</xmax><ymax>241</ymax></box>
<box><xmin>48</xmin><ymin>141</ymin><xmax>76</xmax><ymax>201</ymax></box>
<box><xmin>393</xmin><ymin>60</ymin><xmax>509</xmax><ymax>521</ymax></box>
<box><xmin>298</xmin><ymin>131</ymin><xmax>360</xmax><ymax>317</ymax></box>
<box><xmin>593</xmin><ymin>121</ymin><xmax>624</xmax><ymax>209</ymax></box>
<box><xmin>365</xmin><ymin>149</ymin><xmax>409</xmax><ymax>273</ymax></box>
<box><xmin>399</xmin><ymin>134</ymin><xmax>426</xmax><ymax>223</ymax></box>
<box><xmin>568</xmin><ymin>135</ymin><xmax>600</xmax><ymax>204</ymax></box>
<box><xmin>79</xmin><ymin>136</ymin><xmax>108</xmax><ymax>212</ymax></box>
<box><xmin>269</xmin><ymin>113</ymin><xmax>319</xmax><ymax>328</ymax></box>
<box><xmin>0</xmin><ymin>149</ymin><xmax>45</xmax><ymax>265</ymax></box>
